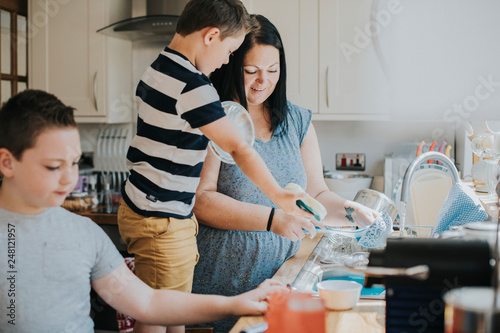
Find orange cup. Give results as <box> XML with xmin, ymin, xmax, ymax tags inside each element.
<box><xmin>266</xmin><ymin>291</ymin><xmax>326</xmax><ymax>333</ymax></box>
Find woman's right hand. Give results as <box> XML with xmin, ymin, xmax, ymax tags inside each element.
<box><xmin>270</xmin><ymin>209</ymin><xmax>326</xmax><ymax>241</ymax></box>
<box><xmin>273</xmin><ymin>189</ymin><xmax>315</xmax><ymax>220</ymax></box>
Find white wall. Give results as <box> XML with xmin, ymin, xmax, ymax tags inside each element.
<box><xmin>314</xmin><ymin>120</ymin><xmax>456</xmax><ymax>176</ymax></box>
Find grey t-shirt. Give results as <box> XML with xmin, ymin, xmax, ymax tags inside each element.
<box><xmin>0</xmin><ymin>206</ymin><xmax>124</xmax><ymax>332</ymax></box>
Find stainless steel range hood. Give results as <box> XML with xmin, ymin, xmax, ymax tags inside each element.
<box><xmin>97</xmin><ymin>0</ymin><xmax>189</xmax><ymax>41</ymax></box>
<box><xmin>97</xmin><ymin>15</ymin><xmax>179</xmax><ymax>41</ymax></box>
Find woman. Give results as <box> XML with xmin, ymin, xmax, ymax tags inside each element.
<box><xmin>191</xmin><ymin>15</ymin><xmax>377</xmax><ymax>332</ymax></box>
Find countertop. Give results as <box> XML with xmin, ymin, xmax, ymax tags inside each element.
<box><xmin>473</xmin><ymin>184</ymin><xmax>499</xmax><ymax>221</ymax></box>
<box><xmin>76</xmin><ymin>209</ymin><xmax>118</xmax><ymax>225</ymax></box>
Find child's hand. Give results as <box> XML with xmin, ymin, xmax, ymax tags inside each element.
<box><xmin>343</xmin><ymin>200</ymin><xmax>379</xmax><ymax>227</ymax></box>
<box><xmin>275</xmin><ymin>189</ymin><xmax>314</xmax><ymax>220</ymax></box>
<box><xmin>230</xmin><ymin>279</ymin><xmax>288</xmax><ymax>316</ymax></box>
<box><xmin>257</xmin><ymin>278</ymin><xmax>289</xmax><ymax>292</ymax></box>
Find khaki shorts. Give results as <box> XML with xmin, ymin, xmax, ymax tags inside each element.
<box><xmin>117</xmin><ymin>199</ymin><xmax>199</xmax><ymax>292</ymax></box>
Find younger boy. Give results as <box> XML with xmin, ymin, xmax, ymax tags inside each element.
<box><xmin>119</xmin><ymin>1</ymin><xmax>314</xmax><ymax>332</ymax></box>
<box><xmin>0</xmin><ymin>90</ymin><xmax>286</xmax><ymax>332</ymax></box>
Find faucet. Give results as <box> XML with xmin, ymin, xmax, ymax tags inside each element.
<box><xmin>399</xmin><ymin>152</ymin><xmax>460</xmax><ymax>236</ymax></box>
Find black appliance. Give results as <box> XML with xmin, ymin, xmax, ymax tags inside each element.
<box><xmin>365</xmin><ymin>238</ymin><xmax>493</xmax><ymax>333</ymax></box>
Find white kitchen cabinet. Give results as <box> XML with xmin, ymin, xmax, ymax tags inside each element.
<box><xmin>29</xmin><ymin>0</ymin><xmax>133</xmax><ymax>123</ymax></box>
<box><xmin>317</xmin><ymin>0</ymin><xmax>391</xmax><ymax>120</ymax></box>
<box><xmin>246</xmin><ymin>0</ymin><xmax>319</xmax><ymax>113</ymax></box>
<box><xmin>318</xmin><ymin>0</ymin><xmax>500</xmax><ymax>122</ymax></box>
<box><xmin>248</xmin><ymin>0</ymin><xmax>500</xmax><ymax>121</ymax></box>
<box><xmin>247</xmin><ymin>0</ymin><xmax>391</xmax><ymax>120</ymax></box>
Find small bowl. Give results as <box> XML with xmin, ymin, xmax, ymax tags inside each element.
<box><xmin>316</xmin><ymin>280</ymin><xmax>362</xmax><ymax>311</ymax></box>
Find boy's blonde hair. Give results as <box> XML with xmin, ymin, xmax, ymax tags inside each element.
<box><xmin>0</xmin><ymin>90</ymin><xmax>76</xmax><ymax>160</ymax></box>
<box><xmin>176</xmin><ymin>0</ymin><xmax>254</xmax><ymax>40</ymax></box>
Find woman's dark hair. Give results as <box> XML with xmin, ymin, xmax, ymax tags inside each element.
<box><xmin>210</xmin><ymin>14</ymin><xmax>288</xmax><ymax>135</ymax></box>
<box><xmin>0</xmin><ymin>89</ymin><xmax>76</xmax><ymax>160</ymax></box>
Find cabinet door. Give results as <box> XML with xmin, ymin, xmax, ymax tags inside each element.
<box><xmin>319</xmin><ymin>0</ymin><xmax>391</xmax><ymax>119</ymax></box>
<box><xmin>246</xmin><ymin>0</ymin><xmax>319</xmax><ymax>112</ymax></box>
<box><xmin>29</xmin><ymin>0</ymin><xmax>106</xmax><ymax>118</ymax></box>
<box><xmin>379</xmin><ymin>0</ymin><xmax>500</xmax><ymax>122</ymax></box>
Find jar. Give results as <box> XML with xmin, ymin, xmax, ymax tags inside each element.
<box><xmin>462</xmin><ymin>221</ymin><xmax>500</xmax><ymax>250</ymax></box>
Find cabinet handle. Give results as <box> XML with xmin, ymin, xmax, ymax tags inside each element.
<box><xmin>93</xmin><ymin>72</ymin><xmax>98</xmax><ymax>112</ymax></box>
<box><xmin>326</xmin><ymin>66</ymin><xmax>330</xmax><ymax>108</ymax></box>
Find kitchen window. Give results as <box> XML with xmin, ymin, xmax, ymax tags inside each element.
<box><xmin>1</xmin><ymin>0</ymin><xmax>27</xmax><ymax>104</ymax></box>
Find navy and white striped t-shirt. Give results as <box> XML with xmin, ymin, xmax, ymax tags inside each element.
<box><xmin>122</xmin><ymin>47</ymin><xmax>226</xmax><ymax>219</ymax></box>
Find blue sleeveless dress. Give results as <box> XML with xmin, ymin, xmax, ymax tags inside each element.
<box><xmin>191</xmin><ymin>102</ymin><xmax>311</xmax><ymax>332</ymax></box>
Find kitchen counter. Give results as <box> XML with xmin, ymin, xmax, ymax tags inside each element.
<box><xmin>230</xmin><ymin>181</ymin><xmax>497</xmax><ymax>333</ymax></box>
<box><xmin>472</xmin><ymin>183</ymin><xmax>499</xmax><ymax>221</ymax></box>
<box><xmin>229</xmin><ymin>233</ymin><xmax>385</xmax><ymax>333</ymax></box>
<box><xmin>74</xmin><ymin>209</ymin><xmax>118</xmax><ymax>225</ymax></box>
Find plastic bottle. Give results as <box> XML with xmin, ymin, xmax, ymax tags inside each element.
<box><xmin>88</xmin><ymin>183</ymin><xmax>99</xmax><ymax>209</ymax></box>
<box><xmin>102</xmin><ymin>183</ymin><xmax>112</xmax><ymax>213</ymax></box>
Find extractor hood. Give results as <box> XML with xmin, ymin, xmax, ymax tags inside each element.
<box><xmin>97</xmin><ymin>0</ymin><xmax>189</xmax><ymax>41</ymax></box>
<box><xmin>97</xmin><ymin>15</ymin><xmax>178</xmax><ymax>41</ymax></box>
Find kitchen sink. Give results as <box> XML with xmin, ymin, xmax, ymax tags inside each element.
<box><xmin>291</xmin><ymin>235</ymin><xmax>386</xmax><ymax>299</ymax></box>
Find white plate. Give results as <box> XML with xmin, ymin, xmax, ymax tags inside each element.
<box><xmin>208</xmin><ymin>101</ymin><xmax>255</xmax><ymax>164</ymax></box>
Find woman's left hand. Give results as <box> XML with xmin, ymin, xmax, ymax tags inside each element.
<box><xmin>343</xmin><ymin>200</ymin><xmax>378</xmax><ymax>227</ymax></box>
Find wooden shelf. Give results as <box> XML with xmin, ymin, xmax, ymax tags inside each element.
<box><xmin>70</xmin><ymin>208</ymin><xmax>118</xmax><ymax>225</ymax></box>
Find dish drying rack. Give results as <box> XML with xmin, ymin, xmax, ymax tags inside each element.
<box><xmin>94</xmin><ymin>125</ymin><xmax>132</xmax><ymax>192</ymax></box>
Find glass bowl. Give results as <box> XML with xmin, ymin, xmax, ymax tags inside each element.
<box><xmin>208</xmin><ymin>101</ymin><xmax>255</xmax><ymax>164</ymax></box>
